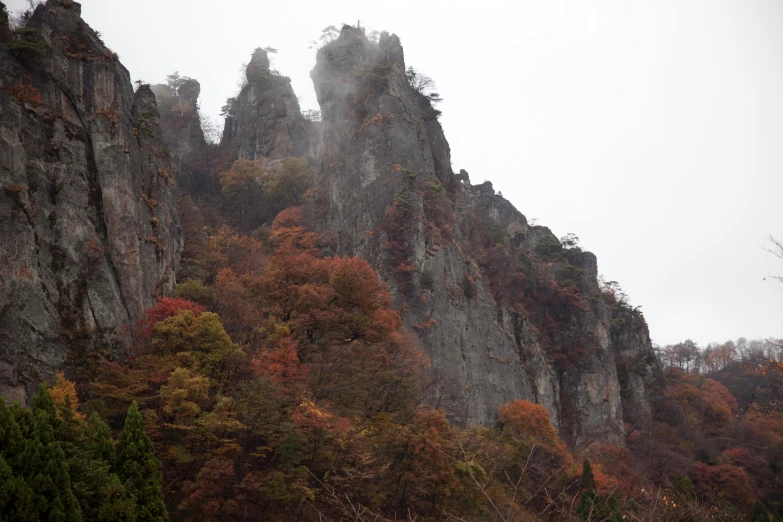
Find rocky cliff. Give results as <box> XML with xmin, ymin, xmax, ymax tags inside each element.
<box><xmin>307</xmin><ymin>26</ymin><xmax>663</xmax><ymax>448</ymax></box>
<box><xmin>150</xmin><ymin>78</ymin><xmax>207</xmax><ymax>195</ymax></box>
<box><xmin>221</xmin><ymin>48</ymin><xmax>319</xmax><ymax>165</ymax></box>
<box><xmin>0</xmin><ymin>0</ymin><xmax>181</xmax><ymax>403</ymax></box>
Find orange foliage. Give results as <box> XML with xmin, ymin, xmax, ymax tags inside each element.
<box><xmin>270</xmin><ymin>206</ymin><xmax>319</xmax><ymax>251</ymax></box>
<box><xmin>498</xmin><ymin>399</ymin><xmax>559</xmax><ymax>443</ymax></box>
<box><xmin>590</xmin><ymin>445</ymin><xmax>641</xmax><ymax>496</ymax></box>
<box><xmin>5</xmin><ymin>75</ymin><xmax>42</xmax><ymax>106</ymax></box>
<box><xmin>49</xmin><ymin>372</ymin><xmax>86</xmax><ymax>421</ymax></box>
<box><xmin>252</xmin><ymin>335</ymin><xmax>309</xmax><ymax>396</ymax></box>
<box><xmin>260</xmin><ymin>248</ymin><xmax>400</xmax><ymax>346</ymax></box>
<box><xmin>664</xmin><ymin>374</ymin><xmax>737</xmax><ymax>435</ymax></box>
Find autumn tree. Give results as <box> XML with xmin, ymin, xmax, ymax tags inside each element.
<box><xmin>219</xmin><ymin>159</ymin><xmax>268</xmax><ymax>227</ymax></box>
<box><xmin>266</xmin><ymin>157</ymin><xmax>314</xmax><ymax>212</ymax></box>
<box><xmin>152</xmin><ymin>310</ymin><xmax>243</xmax><ymax>381</ymax></box>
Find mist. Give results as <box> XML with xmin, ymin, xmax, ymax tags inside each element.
<box><xmin>6</xmin><ymin>0</ymin><xmax>782</xmax><ymax>346</ymax></box>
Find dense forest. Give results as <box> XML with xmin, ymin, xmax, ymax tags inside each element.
<box><xmin>1</xmin><ymin>1</ymin><xmax>782</xmax><ymax>521</ymax></box>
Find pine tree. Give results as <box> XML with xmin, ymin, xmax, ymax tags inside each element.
<box><xmin>671</xmin><ymin>471</ymin><xmax>696</xmax><ymax>501</ymax></box>
<box><xmin>0</xmin><ymin>397</ymin><xmax>24</xmax><ymax>467</ymax></box>
<box><xmin>98</xmin><ymin>473</ymin><xmax>138</xmax><ymax>522</ymax></box>
<box><xmin>85</xmin><ymin>411</ymin><xmax>116</xmax><ymax>469</ymax></box>
<box><xmin>21</xmin><ymin>387</ymin><xmax>83</xmax><ymax>521</ymax></box>
<box><xmin>0</xmin><ymin>455</ymin><xmax>14</xmax><ymax>514</ymax></box>
<box><xmin>580</xmin><ymin>459</ymin><xmax>596</xmax><ymax>491</ymax></box>
<box><xmin>116</xmin><ymin>402</ymin><xmax>168</xmax><ymax>521</ymax></box>
<box><xmin>577</xmin><ymin>459</ymin><xmax>598</xmax><ymax>520</ymax></box>
<box><xmin>750</xmin><ymin>500</ymin><xmax>769</xmax><ymax>522</ymax></box>
<box><xmin>576</xmin><ymin>459</ymin><xmax>621</xmax><ymax>521</ymax></box>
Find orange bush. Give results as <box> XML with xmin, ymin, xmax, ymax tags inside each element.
<box><xmin>5</xmin><ymin>81</ymin><xmax>42</xmax><ymax>106</ymax></box>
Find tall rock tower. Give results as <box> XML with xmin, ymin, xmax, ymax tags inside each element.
<box><xmin>0</xmin><ymin>0</ymin><xmax>181</xmax><ymax>402</ymax></box>
<box><xmin>309</xmin><ymin>26</ymin><xmax>662</xmax><ymax>447</ymax></box>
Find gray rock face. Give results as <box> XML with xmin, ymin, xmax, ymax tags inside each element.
<box><xmin>611</xmin><ymin>310</ymin><xmax>665</xmax><ymax>430</ymax></box>
<box><xmin>151</xmin><ymin>78</ymin><xmax>206</xmax><ymax>161</ymax></box>
<box><xmin>222</xmin><ymin>48</ymin><xmax>313</xmax><ymax>164</ymax></box>
<box><xmin>308</xmin><ymin>26</ymin><xmax>663</xmax><ymax>448</ymax></box>
<box><xmin>0</xmin><ymin>0</ymin><xmax>181</xmax><ymax>402</ymax></box>
<box><xmin>150</xmin><ymin>79</ymin><xmax>207</xmax><ymax>195</ymax></box>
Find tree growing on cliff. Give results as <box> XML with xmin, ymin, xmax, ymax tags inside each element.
<box><xmin>406</xmin><ymin>66</ymin><xmax>443</xmax><ymax>103</ymax></box>
<box><xmin>165</xmin><ymin>71</ymin><xmax>192</xmax><ymax>97</ymax></box>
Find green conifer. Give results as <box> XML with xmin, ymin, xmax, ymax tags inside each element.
<box><xmin>20</xmin><ymin>406</ymin><xmax>83</xmax><ymax>521</ymax></box>
<box><xmin>0</xmin><ymin>455</ymin><xmax>14</xmax><ymax>514</ymax></box>
<box><xmin>0</xmin><ymin>398</ymin><xmax>24</xmax><ymax>467</ymax></box>
<box><xmin>671</xmin><ymin>471</ymin><xmax>696</xmax><ymax>501</ymax></box>
<box><xmin>98</xmin><ymin>473</ymin><xmax>139</xmax><ymax>521</ymax></box>
<box><xmin>751</xmin><ymin>500</ymin><xmax>769</xmax><ymax>522</ymax></box>
<box><xmin>116</xmin><ymin>402</ymin><xmax>168</xmax><ymax>521</ymax></box>
<box><xmin>85</xmin><ymin>411</ymin><xmax>117</xmax><ymax>469</ymax></box>
<box><xmin>577</xmin><ymin>459</ymin><xmax>598</xmax><ymax>519</ymax></box>
<box><xmin>580</xmin><ymin>459</ymin><xmax>596</xmax><ymax>491</ymax></box>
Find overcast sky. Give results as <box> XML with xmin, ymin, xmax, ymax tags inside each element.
<box><xmin>7</xmin><ymin>0</ymin><xmax>782</xmax><ymax>346</ymax></box>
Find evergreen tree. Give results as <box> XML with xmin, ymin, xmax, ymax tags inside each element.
<box><xmin>116</xmin><ymin>402</ymin><xmax>167</xmax><ymax>521</ymax></box>
<box><xmin>73</xmin><ymin>413</ymin><xmax>136</xmax><ymax>520</ymax></box>
<box><xmin>98</xmin><ymin>474</ymin><xmax>138</xmax><ymax>522</ymax></box>
<box><xmin>9</xmin><ymin>478</ymin><xmax>37</xmax><ymax>521</ymax></box>
<box><xmin>774</xmin><ymin>501</ymin><xmax>783</xmax><ymax>522</ymax></box>
<box><xmin>0</xmin><ymin>455</ymin><xmax>14</xmax><ymax>514</ymax></box>
<box><xmin>576</xmin><ymin>459</ymin><xmax>621</xmax><ymax>522</ymax></box>
<box><xmin>31</xmin><ymin>382</ymin><xmax>58</xmax><ymax>420</ymax></box>
<box><xmin>10</xmin><ymin>401</ymin><xmax>34</xmax><ymax>439</ymax></box>
<box><xmin>577</xmin><ymin>460</ymin><xmax>598</xmax><ymax>519</ymax></box>
<box><xmin>0</xmin><ymin>398</ymin><xmax>24</xmax><ymax>467</ymax></box>
<box><xmin>580</xmin><ymin>459</ymin><xmax>596</xmax><ymax>491</ymax></box>
<box><xmin>671</xmin><ymin>471</ymin><xmax>696</xmax><ymax>501</ymax></box>
<box><xmin>751</xmin><ymin>500</ymin><xmax>769</xmax><ymax>522</ymax></box>
<box><xmin>85</xmin><ymin>411</ymin><xmax>117</xmax><ymax>468</ymax></box>
<box><xmin>20</xmin><ymin>396</ymin><xmax>83</xmax><ymax>521</ymax></box>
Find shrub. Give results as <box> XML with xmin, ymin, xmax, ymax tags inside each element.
<box><xmin>95</xmin><ymin>107</ymin><xmax>119</xmax><ymax>124</ymax></box>
<box><xmin>461</xmin><ymin>274</ymin><xmax>476</xmax><ymax>299</ymax></box>
<box><xmin>8</xmin><ymin>28</ymin><xmax>48</xmax><ymax>58</ymax></box>
<box><xmin>534</xmin><ymin>235</ymin><xmax>562</xmax><ymax>258</ymax></box>
<box><xmin>5</xmin><ymin>80</ymin><xmax>42</xmax><ymax>106</ymax></box>
<box><xmin>173</xmin><ymin>279</ymin><xmax>214</xmax><ymax>305</ymax></box>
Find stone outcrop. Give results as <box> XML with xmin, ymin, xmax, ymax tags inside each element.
<box><xmin>151</xmin><ymin>78</ymin><xmax>206</xmax><ymax>162</ymax></box>
<box><xmin>0</xmin><ymin>0</ymin><xmax>181</xmax><ymax>402</ymax></box>
<box><xmin>308</xmin><ymin>26</ymin><xmax>664</xmax><ymax>448</ymax></box>
<box><xmin>150</xmin><ymin>78</ymin><xmax>206</xmax><ymax>194</ymax></box>
<box><xmin>221</xmin><ymin>48</ymin><xmax>316</xmax><ymax>165</ymax></box>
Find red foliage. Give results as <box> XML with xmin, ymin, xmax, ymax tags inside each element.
<box><xmin>590</xmin><ymin>445</ymin><xmax>641</xmax><ymax>496</ymax></box>
<box><xmin>379</xmin><ymin>199</ymin><xmax>415</xmax><ymax>296</ymax></box>
<box><xmin>252</xmin><ymin>336</ymin><xmax>309</xmax><ymax>396</ymax></box>
<box><xmin>260</xmin><ymin>249</ymin><xmax>401</xmax><ymax>346</ymax></box>
<box><xmin>270</xmin><ymin>206</ymin><xmax>319</xmax><ymax>251</ymax></box>
<box><xmin>181</xmin><ymin>457</ymin><xmax>239</xmax><ymax>518</ymax></box>
<box><xmin>690</xmin><ymin>462</ymin><xmax>755</xmax><ymax>510</ymax></box>
<box><xmin>126</xmin><ymin>298</ymin><xmax>205</xmax><ymax>353</ymax></box>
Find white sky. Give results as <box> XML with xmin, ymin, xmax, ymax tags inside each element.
<box><xmin>8</xmin><ymin>0</ymin><xmax>783</xmax><ymax>346</ymax></box>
